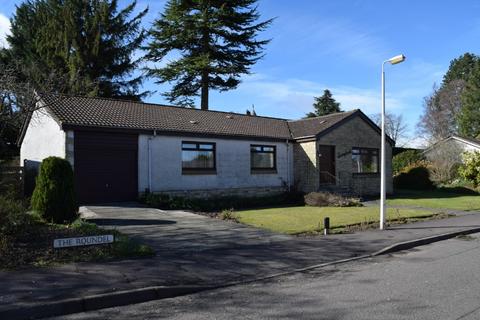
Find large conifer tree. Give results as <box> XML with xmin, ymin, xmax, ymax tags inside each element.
<box><xmin>145</xmin><ymin>0</ymin><xmax>273</xmax><ymax>109</ymax></box>
<box><xmin>458</xmin><ymin>61</ymin><xmax>480</xmax><ymax>138</ymax></box>
<box><xmin>7</xmin><ymin>0</ymin><xmax>148</xmax><ymax>100</ymax></box>
<box><xmin>306</xmin><ymin>89</ymin><xmax>342</xmax><ymax>118</ymax></box>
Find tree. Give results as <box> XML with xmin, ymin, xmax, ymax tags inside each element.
<box><xmin>458</xmin><ymin>61</ymin><xmax>480</xmax><ymax>138</ymax></box>
<box><xmin>417</xmin><ymin>53</ymin><xmax>479</xmax><ymax>143</ymax></box>
<box><xmin>305</xmin><ymin>89</ymin><xmax>342</xmax><ymax>118</ymax></box>
<box><xmin>7</xmin><ymin>0</ymin><xmax>148</xmax><ymax>100</ymax></box>
<box><xmin>417</xmin><ymin>80</ymin><xmax>465</xmax><ymax>143</ymax></box>
<box><xmin>145</xmin><ymin>0</ymin><xmax>273</xmax><ymax>109</ymax></box>
<box><xmin>0</xmin><ymin>57</ymin><xmax>69</xmax><ymax>158</ymax></box>
<box><xmin>371</xmin><ymin>112</ymin><xmax>407</xmax><ymax>144</ymax></box>
<box><xmin>443</xmin><ymin>53</ymin><xmax>479</xmax><ymax>84</ymax></box>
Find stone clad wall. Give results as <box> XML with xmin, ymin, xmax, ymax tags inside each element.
<box><xmin>293</xmin><ymin>115</ymin><xmax>393</xmax><ymax>196</ymax></box>
<box><xmin>293</xmin><ymin>141</ymin><xmax>318</xmax><ymax>192</ymax></box>
<box><xmin>317</xmin><ymin>116</ymin><xmax>393</xmax><ymax>195</ymax></box>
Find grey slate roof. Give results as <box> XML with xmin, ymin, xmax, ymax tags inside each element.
<box><xmin>39</xmin><ymin>95</ymin><xmax>376</xmax><ymax>142</ymax></box>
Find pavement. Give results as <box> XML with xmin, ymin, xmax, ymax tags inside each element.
<box><xmin>49</xmin><ymin>232</ymin><xmax>480</xmax><ymax>320</ymax></box>
<box><xmin>2</xmin><ymin>203</ymin><xmax>480</xmax><ymax>319</ymax></box>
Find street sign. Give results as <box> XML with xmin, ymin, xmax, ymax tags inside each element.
<box><xmin>53</xmin><ymin>235</ymin><xmax>114</xmax><ymax>248</ymax></box>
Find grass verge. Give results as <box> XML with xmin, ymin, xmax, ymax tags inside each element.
<box><xmin>0</xmin><ymin>217</ymin><xmax>154</xmax><ymax>270</ymax></box>
<box><xmin>234</xmin><ymin>206</ymin><xmax>446</xmax><ymax>235</ymax></box>
<box><xmin>387</xmin><ymin>188</ymin><xmax>480</xmax><ymax>211</ymax></box>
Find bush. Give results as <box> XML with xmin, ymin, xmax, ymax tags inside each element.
<box><xmin>393</xmin><ymin>150</ymin><xmax>424</xmax><ymax>175</ymax></box>
<box><xmin>459</xmin><ymin>151</ymin><xmax>480</xmax><ymax>188</ymax></box>
<box><xmin>220</xmin><ymin>209</ymin><xmax>236</xmax><ymax>220</ymax></box>
<box><xmin>141</xmin><ymin>191</ymin><xmax>304</xmax><ymax>212</ymax></box>
<box><xmin>394</xmin><ymin>163</ymin><xmax>435</xmax><ymax>190</ymax></box>
<box><xmin>304</xmin><ymin>192</ymin><xmax>362</xmax><ymax>207</ymax></box>
<box><xmin>0</xmin><ymin>195</ymin><xmax>29</xmax><ymax>235</ymax></box>
<box><xmin>31</xmin><ymin>157</ymin><xmax>78</xmax><ymax>224</ymax></box>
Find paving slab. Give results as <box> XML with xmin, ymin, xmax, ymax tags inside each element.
<box><xmin>2</xmin><ymin>203</ymin><xmax>480</xmax><ymax>315</ymax></box>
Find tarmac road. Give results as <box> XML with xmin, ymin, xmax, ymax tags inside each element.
<box><xmin>50</xmin><ymin>232</ymin><xmax>480</xmax><ymax>320</ymax></box>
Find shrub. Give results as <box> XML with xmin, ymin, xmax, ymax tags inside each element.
<box><xmin>459</xmin><ymin>151</ymin><xmax>480</xmax><ymax>188</ymax></box>
<box><xmin>304</xmin><ymin>192</ymin><xmax>362</xmax><ymax>207</ymax></box>
<box><xmin>0</xmin><ymin>195</ymin><xmax>29</xmax><ymax>235</ymax></box>
<box><xmin>394</xmin><ymin>163</ymin><xmax>435</xmax><ymax>190</ymax></box>
<box><xmin>31</xmin><ymin>157</ymin><xmax>78</xmax><ymax>224</ymax></box>
<box><xmin>220</xmin><ymin>209</ymin><xmax>236</xmax><ymax>220</ymax></box>
<box><xmin>141</xmin><ymin>191</ymin><xmax>304</xmax><ymax>212</ymax></box>
<box><xmin>393</xmin><ymin>150</ymin><xmax>424</xmax><ymax>175</ymax></box>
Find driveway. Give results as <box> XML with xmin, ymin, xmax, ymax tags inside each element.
<box><xmin>83</xmin><ymin>204</ymin><xmax>375</xmax><ymax>282</ymax></box>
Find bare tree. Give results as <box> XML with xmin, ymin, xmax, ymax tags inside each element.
<box><xmin>0</xmin><ymin>61</ymin><xmax>73</xmax><ymax>157</ymax></box>
<box><xmin>424</xmin><ymin>139</ymin><xmax>464</xmax><ymax>183</ymax></box>
<box><xmin>417</xmin><ymin>80</ymin><xmax>465</xmax><ymax>143</ymax></box>
<box><xmin>371</xmin><ymin>112</ymin><xmax>408</xmax><ymax>145</ymax></box>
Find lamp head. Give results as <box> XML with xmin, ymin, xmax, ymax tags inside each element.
<box><xmin>388</xmin><ymin>54</ymin><xmax>406</xmax><ymax>65</ymax></box>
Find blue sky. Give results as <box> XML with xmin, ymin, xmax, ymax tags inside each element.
<box><xmin>2</xmin><ymin>1</ymin><xmax>480</xmax><ymax>146</ymax></box>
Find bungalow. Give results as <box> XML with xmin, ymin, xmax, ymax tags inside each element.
<box><xmin>18</xmin><ymin>95</ymin><xmax>394</xmax><ymax>203</ymax></box>
<box><xmin>423</xmin><ymin>135</ymin><xmax>480</xmax><ymax>163</ymax></box>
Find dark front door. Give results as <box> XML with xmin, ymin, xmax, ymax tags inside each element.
<box><xmin>74</xmin><ymin>131</ymin><xmax>138</xmax><ymax>204</ymax></box>
<box><xmin>318</xmin><ymin>145</ymin><xmax>336</xmax><ymax>184</ymax></box>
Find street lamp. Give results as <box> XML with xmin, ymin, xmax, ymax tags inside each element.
<box><xmin>380</xmin><ymin>54</ymin><xmax>405</xmax><ymax>230</ymax></box>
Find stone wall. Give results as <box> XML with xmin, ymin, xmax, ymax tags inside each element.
<box><xmin>147</xmin><ymin>186</ymin><xmax>286</xmax><ymax>199</ymax></box>
<box><xmin>316</xmin><ymin>116</ymin><xmax>393</xmax><ymax>196</ymax></box>
<box><xmin>293</xmin><ymin>141</ymin><xmax>318</xmax><ymax>192</ymax></box>
<box><xmin>292</xmin><ymin>115</ymin><xmax>394</xmax><ymax>196</ymax></box>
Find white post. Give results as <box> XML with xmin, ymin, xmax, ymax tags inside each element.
<box><xmin>380</xmin><ymin>62</ymin><xmax>386</xmax><ymax>230</ymax></box>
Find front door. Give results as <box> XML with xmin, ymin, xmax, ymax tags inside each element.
<box><xmin>318</xmin><ymin>145</ymin><xmax>336</xmax><ymax>184</ymax></box>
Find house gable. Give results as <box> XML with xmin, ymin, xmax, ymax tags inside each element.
<box><xmin>20</xmin><ymin>108</ymin><xmax>67</xmax><ymax>168</ymax></box>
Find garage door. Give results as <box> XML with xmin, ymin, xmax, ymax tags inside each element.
<box><xmin>74</xmin><ymin>131</ymin><xmax>138</xmax><ymax>204</ymax></box>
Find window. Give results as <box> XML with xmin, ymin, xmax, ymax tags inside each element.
<box><xmin>352</xmin><ymin>148</ymin><xmax>379</xmax><ymax>173</ymax></box>
<box><xmin>182</xmin><ymin>141</ymin><xmax>216</xmax><ymax>173</ymax></box>
<box><xmin>251</xmin><ymin>145</ymin><xmax>276</xmax><ymax>172</ymax></box>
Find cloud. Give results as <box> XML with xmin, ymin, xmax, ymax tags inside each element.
<box><xmin>0</xmin><ymin>13</ymin><xmax>10</xmax><ymax>48</ymax></box>
<box><xmin>282</xmin><ymin>16</ymin><xmax>389</xmax><ymax>65</ymax></box>
<box><xmin>235</xmin><ymin>75</ymin><xmax>404</xmax><ymax>118</ymax></box>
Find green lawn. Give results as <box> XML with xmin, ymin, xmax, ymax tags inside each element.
<box><xmin>235</xmin><ymin>206</ymin><xmax>438</xmax><ymax>235</ymax></box>
<box><xmin>387</xmin><ymin>189</ymin><xmax>480</xmax><ymax>211</ymax></box>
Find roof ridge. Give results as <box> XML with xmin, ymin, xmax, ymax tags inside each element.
<box><xmin>53</xmin><ymin>94</ymin><xmax>289</xmax><ymax>122</ymax></box>
<box><xmin>287</xmin><ymin>109</ymin><xmax>358</xmax><ymax>123</ymax></box>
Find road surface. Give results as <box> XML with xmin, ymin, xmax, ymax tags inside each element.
<box><xmin>50</xmin><ymin>233</ymin><xmax>480</xmax><ymax>320</ymax></box>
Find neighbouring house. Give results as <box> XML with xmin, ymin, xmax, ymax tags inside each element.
<box><xmin>424</xmin><ymin>135</ymin><xmax>480</xmax><ymax>162</ymax></box>
<box><xmin>18</xmin><ymin>95</ymin><xmax>394</xmax><ymax>203</ymax></box>
<box><xmin>423</xmin><ymin>135</ymin><xmax>480</xmax><ymax>181</ymax></box>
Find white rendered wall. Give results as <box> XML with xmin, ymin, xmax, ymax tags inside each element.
<box><xmin>138</xmin><ymin>135</ymin><xmax>293</xmax><ymax>192</ymax></box>
<box><xmin>20</xmin><ymin>108</ymin><xmax>66</xmax><ymax>167</ymax></box>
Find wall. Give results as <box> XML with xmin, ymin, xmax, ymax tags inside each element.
<box><xmin>20</xmin><ymin>108</ymin><xmax>67</xmax><ymax>170</ymax></box>
<box><xmin>138</xmin><ymin>135</ymin><xmax>293</xmax><ymax>194</ymax></box>
<box><xmin>316</xmin><ymin>116</ymin><xmax>393</xmax><ymax>195</ymax></box>
<box><xmin>293</xmin><ymin>141</ymin><xmax>318</xmax><ymax>192</ymax></box>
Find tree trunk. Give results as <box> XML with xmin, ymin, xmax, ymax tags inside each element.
<box><xmin>201</xmin><ymin>69</ymin><xmax>209</xmax><ymax>110</ymax></box>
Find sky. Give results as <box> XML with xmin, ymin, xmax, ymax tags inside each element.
<box><xmin>2</xmin><ymin>1</ymin><xmax>480</xmax><ymax>147</ymax></box>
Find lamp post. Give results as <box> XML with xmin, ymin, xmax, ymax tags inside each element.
<box><xmin>380</xmin><ymin>54</ymin><xmax>405</xmax><ymax>230</ymax></box>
